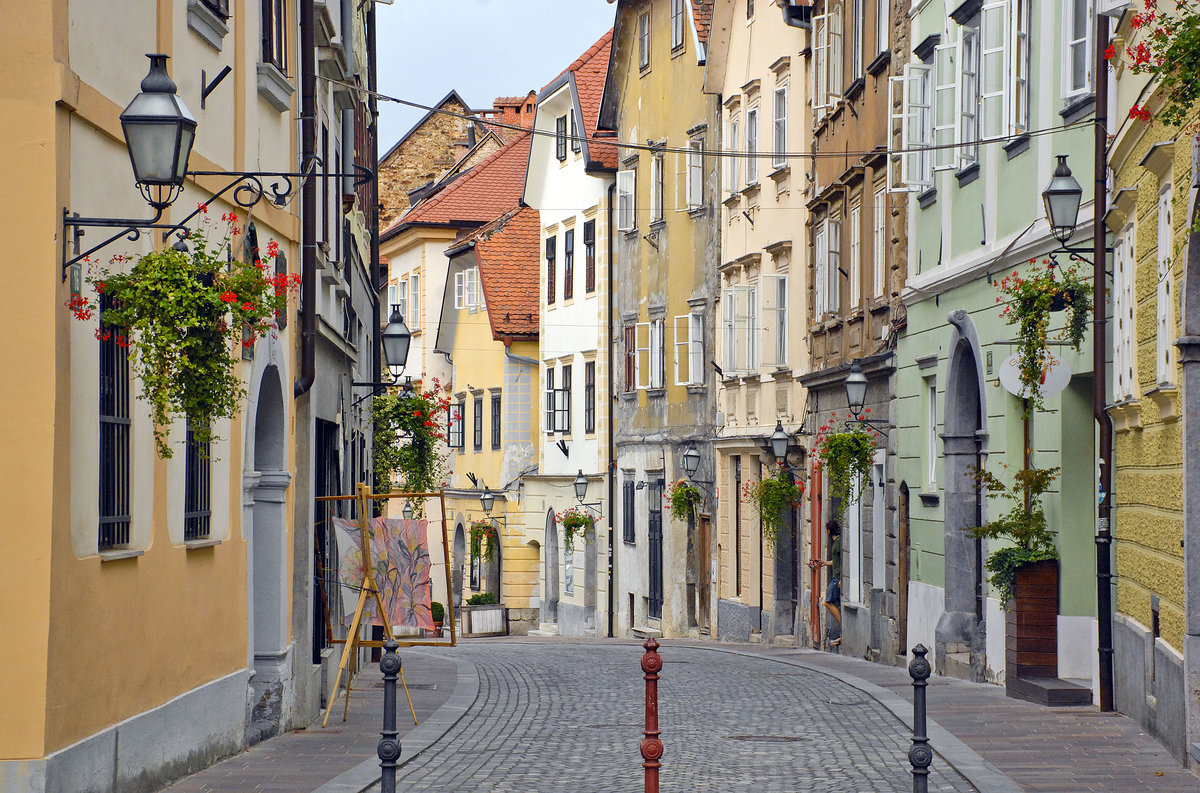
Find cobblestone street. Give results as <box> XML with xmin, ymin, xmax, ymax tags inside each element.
<box><xmin>384</xmin><ymin>641</ymin><xmax>978</xmax><ymax>793</ymax></box>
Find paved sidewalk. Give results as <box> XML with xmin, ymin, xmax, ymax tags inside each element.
<box><xmin>158</xmin><ymin>650</ymin><xmax>458</xmax><ymax>793</ymax></box>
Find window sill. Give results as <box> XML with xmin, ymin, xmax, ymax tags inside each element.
<box><xmin>187</xmin><ymin>0</ymin><xmax>229</xmax><ymax>51</ymax></box>
<box><xmin>646</xmin><ymin>387</ymin><xmax>667</xmax><ymax>399</ymax></box>
<box><xmin>100</xmin><ymin>549</ymin><xmax>144</xmax><ymax>563</ymax></box>
<box><xmin>686</xmin><ymin>384</ymin><xmax>709</xmax><ymax>395</ymax></box>
<box><xmin>688</xmin><ymin>205</ymin><xmax>707</xmax><ymax>219</ymax></box>
<box><xmin>768</xmin><ymin>165</ymin><xmax>790</xmax><ymax>182</ymax></box>
<box><xmin>1003</xmin><ymin>134</ymin><xmax>1030</xmax><ymax>160</ymax></box>
<box><xmin>1108</xmin><ymin>399</ymin><xmax>1143</xmax><ymax>433</ymax></box>
<box><xmin>671</xmin><ymin>44</ymin><xmax>687</xmax><ymax>60</ymax></box>
<box><xmin>1060</xmin><ymin>93</ymin><xmax>1095</xmax><ymax>125</ymax></box>
<box><xmin>844</xmin><ymin>77</ymin><xmax>866</xmax><ymax>102</ymax></box>
<box><xmin>639</xmin><ymin>65</ymin><xmax>651</xmax><ymax>78</ymax></box>
<box><xmin>917</xmin><ymin>187</ymin><xmax>937</xmax><ymax>209</ymax></box>
<box><xmin>1146</xmin><ymin>384</ymin><xmax>1181</xmax><ymax>423</ymax></box>
<box><xmin>866</xmin><ymin>50</ymin><xmax>891</xmax><ymax>77</ymax></box>
<box><xmin>622</xmin><ymin>228</ymin><xmax>640</xmax><ymax>240</ymax></box>
<box><xmin>185</xmin><ymin>538</ymin><xmax>222</xmax><ymax>550</ymax></box>
<box><xmin>742</xmin><ymin>182</ymin><xmax>761</xmax><ymax>196</ymax></box>
<box><xmin>649</xmin><ymin>218</ymin><xmax>666</xmax><ymax>231</ymax></box>
<box><xmin>918</xmin><ymin>492</ymin><xmax>940</xmax><ymax>507</ymax></box>
<box><xmin>722</xmin><ymin>193</ymin><xmax>742</xmax><ymax>209</ymax></box>
<box><xmin>257</xmin><ymin>62</ymin><xmax>295</xmax><ymax>113</ymax></box>
<box><xmin>955</xmin><ymin>162</ymin><xmax>980</xmax><ymax>187</ymax></box>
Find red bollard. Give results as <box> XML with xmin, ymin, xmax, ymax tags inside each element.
<box><xmin>640</xmin><ymin>637</ymin><xmax>663</xmax><ymax>793</ymax></box>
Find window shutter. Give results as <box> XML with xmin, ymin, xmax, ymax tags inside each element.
<box><xmin>760</xmin><ymin>274</ymin><xmax>787</xmax><ymax>368</ymax></box>
<box><xmin>848</xmin><ymin>205</ymin><xmax>862</xmax><ymax>308</ymax></box>
<box><xmin>828</xmin><ymin>6</ymin><xmax>843</xmax><ymax>104</ymax></box>
<box><xmin>1157</xmin><ymin>186</ymin><xmax>1176</xmax><ymax>386</ymax></box>
<box><xmin>1008</xmin><ymin>0</ymin><xmax>1030</xmax><ymax>134</ymax></box>
<box><xmin>872</xmin><ymin>187</ymin><xmax>887</xmax><ymax>298</ymax></box>
<box><xmin>726</xmin><ymin>121</ymin><xmax>740</xmax><ymax>193</ymax></box>
<box><xmin>674</xmin><ymin>314</ymin><xmax>691</xmax><ymax>385</ymax></box>
<box><xmin>900</xmin><ymin>63</ymin><xmax>933</xmax><ymax>189</ymax></box>
<box><xmin>453</xmin><ymin>271</ymin><xmax>465</xmax><ymax>310</ymax></box>
<box><xmin>617</xmin><ymin>169</ymin><xmax>636</xmax><ymax>231</ymax></box>
<box><xmin>636</xmin><ymin>322</ymin><xmax>651</xmax><ymax>389</ymax></box>
<box><xmin>828</xmin><ymin>218</ymin><xmax>842</xmax><ymax>311</ymax></box>
<box><xmin>956</xmin><ymin>24</ymin><xmax>980</xmax><ymax>169</ymax></box>
<box><xmin>722</xmin><ymin>289</ymin><xmax>736</xmax><ymax>372</ymax></box>
<box><xmin>773</xmin><ymin>86</ymin><xmax>788</xmax><ymax>169</ymax></box>
<box><xmin>745</xmin><ymin>109</ymin><xmax>759</xmax><ymax>185</ymax></box>
<box><xmin>410</xmin><ymin>274</ymin><xmax>420</xmax><ymax>324</ymax></box>
<box><xmin>649</xmin><ymin>319</ymin><xmax>665</xmax><ymax>389</ymax></box>
<box><xmin>933</xmin><ymin>41</ymin><xmax>958</xmax><ymax>171</ymax></box>
<box><xmin>545</xmin><ymin>368</ymin><xmax>556</xmax><ymax>433</ymax></box>
<box><xmin>688</xmin><ymin>140</ymin><xmax>704</xmax><ymax>208</ymax></box>
<box><xmin>1114</xmin><ymin>222</ymin><xmax>1137</xmax><ymax>401</ymax></box>
<box><xmin>813</xmin><ymin>13</ymin><xmax>829</xmax><ymax>114</ymax></box>
<box><xmin>814</xmin><ymin>222</ymin><xmax>828</xmax><ymax>315</ymax></box>
<box><xmin>980</xmin><ymin>1</ymin><xmax>1008</xmax><ymax>140</ymax></box>
<box><xmin>689</xmin><ymin>313</ymin><xmax>704</xmax><ymax>384</ymax></box>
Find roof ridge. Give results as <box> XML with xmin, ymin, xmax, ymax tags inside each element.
<box><xmin>542</xmin><ymin>28</ymin><xmax>614</xmax><ymax>93</ymax></box>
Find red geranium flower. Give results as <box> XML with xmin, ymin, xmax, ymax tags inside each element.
<box><xmin>221</xmin><ymin>292</ymin><xmax>238</xmax><ymax>303</ymax></box>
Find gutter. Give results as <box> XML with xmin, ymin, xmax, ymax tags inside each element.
<box><xmin>606</xmin><ymin>180</ymin><xmax>616</xmax><ymax>639</ymax></box>
<box><xmin>295</xmin><ymin>0</ymin><xmax>317</xmax><ymax>397</ymax></box>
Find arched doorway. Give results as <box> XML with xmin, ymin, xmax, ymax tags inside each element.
<box><xmin>452</xmin><ymin>523</ymin><xmax>466</xmax><ymax>615</ymax></box>
<box><xmin>544</xmin><ymin>508</ymin><xmax>559</xmax><ymax>624</ymax></box>
<box><xmin>248</xmin><ymin>365</ymin><xmax>291</xmax><ymax>738</ymax></box>
<box><xmin>936</xmin><ymin>310</ymin><xmax>988</xmax><ymax>680</ymax></box>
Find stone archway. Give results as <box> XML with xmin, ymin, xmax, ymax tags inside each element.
<box><xmin>544</xmin><ymin>508</ymin><xmax>559</xmax><ymax>624</ymax></box>
<box><xmin>246</xmin><ymin>364</ymin><xmax>292</xmax><ymax>741</ymax></box>
<box><xmin>936</xmin><ymin>310</ymin><xmax>988</xmax><ymax>681</ymax></box>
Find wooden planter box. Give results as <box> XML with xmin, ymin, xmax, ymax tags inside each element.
<box><xmin>1005</xmin><ymin>559</ymin><xmax>1058</xmax><ymax>679</ymax></box>
<box><xmin>461</xmin><ymin>604</ymin><xmax>508</xmax><ymax>637</ymax></box>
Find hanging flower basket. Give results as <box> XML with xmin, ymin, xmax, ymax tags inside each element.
<box><xmin>742</xmin><ymin>467</ymin><xmax>804</xmax><ymax>551</ymax></box>
<box><xmin>812</xmin><ymin>417</ymin><xmax>879</xmax><ymax>505</ymax></box>
<box><xmin>664</xmin><ymin>479</ymin><xmax>702</xmax><ymax>522</ymax></box>
<box><xmin>68</xmin><ymin>209</ymin><xmax>297</xmax><ymax>458</ymax></box>
<box><xmin>470</xmin><ymin>519</ymin><xmax>499</xmax><ymax>562</ymax></box>
<box><xmin>372</xmin><ymin>376</ymin><xmax>453</xmax><ymax>514</ymax></box>
<box><xmin>994</xmin><ymin>259</ymin><xmax>1092</xmax><ymax>414</ymax></box>
<box><xmin>554</xmin><ymin>506</ymin><xmax>596</xmax><ymax>554</ymax></box>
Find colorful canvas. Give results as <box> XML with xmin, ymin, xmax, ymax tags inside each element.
<box><xmin>333</xmin><ymin>516</ymin><xmax>434</xmax><ymax>630</ymax></box>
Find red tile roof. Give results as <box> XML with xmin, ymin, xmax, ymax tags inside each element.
<box><xmin>384</xmin><ymin>131</ymin><xmax>532</xmax><ymax>234</ymax></box>
<box><xmin>460</xmin><ymin>206</ymin><xmax>541</xmax><ymax>340</ymax></box>
<box><xmin>691</xmin><ymin>0</ymin><xmax>713</xmax><ymax>45</ymax></box>
<box><xmin>542</xmin><ymin>29</ymin><xmax>617</xmax><ymax>170</ymax></box>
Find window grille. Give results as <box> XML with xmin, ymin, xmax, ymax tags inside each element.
<box><xmin>98</xmin><ymin>294</ymin><xmax>130</xmax><ymax>550</ymax></box>
<box><xmin>184</xmin><ymin>423</ymin><xmax>212</xmax><ymax>540</ymax></box>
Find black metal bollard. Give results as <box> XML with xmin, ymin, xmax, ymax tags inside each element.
<box><xmin>378</xmin><ymin>640</ymin><xmax>402</xmax><ymax>793</ymax></box>
<box><xmin>908</xmin><ymin>644</ymin><xmax>932</xmax><ymax>793</ymax></box>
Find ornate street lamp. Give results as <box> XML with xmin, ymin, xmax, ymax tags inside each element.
<box><xmin>402</xmin><ymin>501</ymin><xmax>414</xmax><ymax>520</ymax></box>
<box><xmin>844</xmin><ymin>363</ymin><xmax>868</xmax><ymax>419</ymax></box>
<box><xmin>480</xmin><ymin>486</ymin><xmax>494</xmax><ymax>516</ymax></box>
<box><xmin>769</xmin><ymin>422</ymin><xmax>790</xmax><ymax>461</ymax></box>
<box><xmin>119</xmin><ymin>54</ymin><xmax>197</xmax><ymax>211</ymax></box>
<box><xmin>381</xmin><ymin>304</ymin><xmax>412</xmax><ymax>371</ymax></box>
<box><xmin>1042</xmin><ymin>154</ymin><xmax>1084</xmax><ymax>247</ymax></box>
<box><xmin>680</xmin><ymin>446</ymin><xmax>701</xmax><ymax>477</ymax></box>
<box><xmin>573</xmin><ymin>470</ymin><xmax>589</xmax><ymax>503</ymax></box>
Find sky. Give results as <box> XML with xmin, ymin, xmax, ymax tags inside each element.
<box><xmin>374</xmin><ymin>1</ymin><xmax>618</xmax><ymax>150</ymax></box>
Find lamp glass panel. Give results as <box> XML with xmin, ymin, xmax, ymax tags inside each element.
<box><xmin>1045</xmin><ymin>190</ymin><xmax>1081</xmax><ymax>233</ymax></box>
<box><xmin>175</xmin><ymin>125</ymin><xmax>195</xmax><ymax>179</ymax></box>
<box><xmin>123</xmin><ymin>119</ymin><xmax>181</xmax><ymax>184</ymax></box>
<box><xmin>845</xmin><ymin>376</ymin><xmax>868</xmax><ymax>412</ymax></box>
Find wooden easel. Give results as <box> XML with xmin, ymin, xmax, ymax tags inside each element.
<box><xmin>316</xmin><ymin>484</ymin><xmax>457</xmax><ymax>728</ymax></box>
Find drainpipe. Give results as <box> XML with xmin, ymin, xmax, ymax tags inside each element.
<box><xmin>368</xmin><ymin>2</ymin><xmax>381</xmax><ymax>378</ymax></box>
<box><xmin>295</xmin><ymin>0</ymin><xmax>317</xmax><ymax>397</ymax></box>
<box><xmin>607</xmin><ymin>180</ymin><xmax>617</xmax><ymax>638</ymax></box>
<box><xmin>1093</xmin><ymin>15</ymin><xmax>1114</xmax><ymax>713</ymax></box>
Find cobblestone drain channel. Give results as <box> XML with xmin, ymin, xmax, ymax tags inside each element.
<box><xmin>380</xmin><ymin>643</ymin><xmax>979</xmax><ymax>793</ymax></box>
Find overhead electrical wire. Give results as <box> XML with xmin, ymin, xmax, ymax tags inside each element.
<box><xmin>323</xmin><ymin>74</ymin><xmax>1098</xmax><ymax>162</ymax></box>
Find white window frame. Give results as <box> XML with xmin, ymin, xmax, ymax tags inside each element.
<box><xmin>409</xmin><ymin>273</ymin><xmax>420</xmax><ymax>325</ymax></box>
<box><xmin>387</xmin><ymin>283</ymin><xmax>398</xmax><ymax>315</ymax></box>
<box><xmin>1157</xmin><ymin>183</ymin><xmax>1176</xmax><ymax>387</ymax></box>
<box><xmin>1114</xmin><ymin>220</ymin><xmax>1138</xmax><ymax>401</ymax></box>
<box><xmin>396</xmin><ymin>278</ymin><xmax>409</xmax><ymax>321</ymax></box>
<box><xmin>650</xmin><ymin>152</ymin><xmax>664</xmax><ymax>223</ymax></box>
<box><xmin>848</xmin><ymin>202</ymin><xmax>862</xmax><ymax>308</ymax></box>
<box><xmin>828</xmin><ymin>5</ymin><xmax>843</xmax><ymax>104</ymax></box>
<box><xmin>453</xmin><ymin>271</ymin><xmax>465</xmax><ymax>310</ymax></box>
<box><xmin>635</xmin><ymin>322</ymin><xmax>651</xmax><ymax>390</ymax></box>
<box><xmin>725</xmin><ymin>117</ymin><xmax>740</xmax><ymax>194</ymax></box>
<box><xmin>721</xmin><ymin>285</ymin><xmax>758</xmax><ymax>374</ymax></box>
<box><xmin>813</xmin><ymin>12</ymin><xmax>829</xmax><ymax>115</ymax></box>
<box><xmin>448</xmin><ymin>400</ymin><xmax>465</xmax><ymax>449</ymax></box>
<box><xmin>957</xmin><ymin>20</ymin><xmax>980</xmax><ymax>168</ymax></box>
<box><xmin>670</xmin><ymin>0</ymin><xmax>685</xmax><ymax>50</ymax></box>
<box><xmin>761</xmin><ymin>274</ymin><xmax>788</xmax><ymax>368</ymax></box>
<box><xmin>925</xmin><ymin>376</ymin><xmax>937</xmax><ymax>488</ymax></box>
<box><xmin>875</xmin><ymin>0</ymin><xmax>889</xmax><ymax>55</ymax></box>
<box><xmin>686</xmin><ymin>138</ymin><xmax>704</xmax><ymax>209</ymax></box>
<box><xmin>674</xmin><ymin>312</ymin><xmax>704</xmax><ymax>385</ymax></box>
<box><xmin>649</xmin><ymin>318</ymin><xmax>665</xmax><ymax>389</ymax></box>
<box><xmin>772</xmin><ymin>85</ymin><xmax>788</xmax><ymax>169</ymax></box>
<box><xmin>828</xmin><ymin>215</ymin><xmax>842</xmax><ymax>313</ymax></box>
<box><xmin>980</xmin><ymin>1</ymin><xmax>1008</xmax><ymax>140</ymax></box>
<box><xmin>895</xmin><ymin>63</ymin><xmax>934</xmax><ymax>190</ymax></box>
<box><xmin>1009</xmin><ymin>0</ymin><xmax>1031</xmax><ymax>134</ymax></box>
<box><xmin>850</xmin><ymin>0</ymin><xmax>864</xmax><ymax>82</ymax></box>
<box><xmin>745</xmin><ymin>107</ymin><xmax>759</xmax><ymax>186</ymax></box>
<box><xmin>872</xmin><ymin>185</ymin><xmax>887</xmax><ymax>298</ymax></box>
<box><xmin>545</xmin><ymin>367</ymin><xmax>556</xmax><ymax>434</ymax></box>
<box><xmin>933</xmin><ymin>41</ymin><xmax>958</xmax><ymax>172</ymax></box>
<box><xmin>1064</xmin><ymin>0</ymin><xmax>1093</xmax><ymax>99</ymax></box>
<box><xmin>617</xmin><ymin>168</ymin><xmax>637</xmax><ymax>231</ymax></box>
<box><xmin>639</xmin><ymin>10</ymin><xmax>651</xmax><ymax>71</ymax></box>
<box><xmin>814</xmin><ymin>220</ymin><xmax>829</xmax><ymax>316</ymax></box>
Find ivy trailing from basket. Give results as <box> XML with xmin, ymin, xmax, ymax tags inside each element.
<box><xmin>69</xmin><ymin>209</ymin><xmax>297</xmax><ymax>458</ymax></box>
<box><xmin>962</xmin><ymin>464</ymin><xmax>1060</xmax><ymax>606</ymax></box>
<box><xmin>372</xmin><ymin>376</ymin><xmax>452</xmax><ymax>513</ymax></box>
<box><xmin>813</xmin><ymin>419</ymin><xmax>878</xmax><ymax>505</ymax></box>
<box><xmin>994</xmin><ymin>259</ymin><xmax>1092</xmax><ymax>414</ymax></box>
<box><xmin>742</xmin><ymin>467</ymin><xmax>804</xmax><ymax>550</ymax></box>
<box><xmin>470</xmin><ymin>519</ymin><xmax>499</xmax><ymax>563</ymax></box>
<box><xmin>555</xmin><ymin>506</ymin><xmax>596</xmax><ymax>554</ymax></box>
<box><xmin>664</xmin><ymin>479</ymin><xmax>702</xmax><ymax>523</ymax></box>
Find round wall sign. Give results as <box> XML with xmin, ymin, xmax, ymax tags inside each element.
<box><xmin>998</xmin><ymin>352</ymin><xmax>1072</xmax><ymax>399</ymax></box>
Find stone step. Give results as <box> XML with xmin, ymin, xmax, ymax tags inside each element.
<box><xmin>528</xmin><ymin>623</ymin><xmax>560</xmax><ymax>637</ymax></box>
<box><xmin>1006</xmin><ymin>676</ymin><xmax>1093</xmax><ymax>707</ymax></box>
<box><xmin>631</xmin><ymin>625</ymin><xmax>662</xmax><ymax>639</ymax></box>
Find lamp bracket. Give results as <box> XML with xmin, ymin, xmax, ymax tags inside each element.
<box><xmin>844</xmin><ymin>418</ymin><xmax>889</xmax><ymax>434</ymax></box>
<box><xmin>200</xmin><ymin>66</ymin><xmax>232</xmax><ymax>109</ymax></box>
<box><xmin>62</xmin><ymin>166</ymin><xmax>374</xmax><ymax>279</ymax></box>
<box><xmin>556</xmin><ymin>439</ymin><xmax>570</xmax><ymax>458</ymax></box>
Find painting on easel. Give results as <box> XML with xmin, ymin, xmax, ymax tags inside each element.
<box><xmin>332</xmin><ymin>516</ymin><xmax>435</xmax><ymax>632</ymax></box>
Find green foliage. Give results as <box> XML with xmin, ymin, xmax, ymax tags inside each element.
<box><xmin>72</xmin><ymin>214</ymin><xmax>294</xmax><ymax>458</ymax></box>
<box><xmin>470</xmin><ymin>519</ymin><xmax>499</xmax><ymax>562</ymax></box>
<box><xmin>742</xmin><ymin>468</ymin><xmax>804</xmax><ymax>551</ymax></box>
<box><xmin>665</xmin><ymin>479</ymin><xmax>702</xmax><ymax>523</ymax></box>
<box><xmin>1113</xmin><ymin>5</ymin><xmax>1200</xmax><ymax>128</ymax></box>
<box><xmin>815</xmin><ymin>426</ymin><xmax>878</xmax><ymax>504</ymax></box>
<box><xmin>554</xmin><ymin>506</ymin><xmax>595</xmax><ymax>554</ymax></box>
<box><xmin>994</xmin><ymin>260</ymin><xmax>1092</xmax><ymax>414</ymax></box>
<box><xmin>371</xmin><ymin>379</ymin><xmax>452</xmax><ymax>513</ymax></box>
<box><xmin>964</xmin><ymin>465</ymin><xmax>1060</xmax><ymax>605</ymax></box>
<box><xmin>466</xmin><ymin>591</ymin><xmax>499</xmax><ymax>606</ymax></box>
<box><xmin>430</xmin><ymin>601</ymin><xmax>445</xmax><ymax>623</ymax></box>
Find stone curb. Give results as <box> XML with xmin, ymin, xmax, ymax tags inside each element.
<box><xmin>310</xmin><ymin>649</ymin><xmax>480</xmax><ymax>793</ymax></box>
<box><xmin>683</xmin><ymin>644</ymin><xmax>1024</xmax><ymax>793</ymax></box>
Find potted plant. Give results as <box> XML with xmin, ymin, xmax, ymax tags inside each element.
<box><xmin>462</xmin><ymin>591</ymin><xmax>505</xmax><ymax>636</ymax></box>
<box><xmin>994</xmin><ymin>260</ymin><xmax>1092</xmax><ymax>414</ymax></box>
<box><xmin>963</xmin><ymin>465</ymin><xmax>1060</xmax><ymax>681</ymax></box>
<box><xmin>469</xmin><ymin>519</ymin><xmax>499</xmax><ymax>562</ymax></box>
<box><xmin>430</xmin><ymin>601</ymin><xmax>445</xmax><ymax>637</ymax></box>
<box><xmin>70</xmin><ymin>209</ymin><xmax>297</xmax><ymax>457</ymax></box>
<box><xmin>812</xmin><ymin>417</ymin><xmax>879</xmax><ymax>504</ymax></box>
<box><xmin>554</xmin><ymin>506</ymin><xmax>596</xmax><ymax>554</ymax></box>
<box><xmin>742</xmin><ymin>467</ymin><xmax>804</xmax><ymax>550</ymax></box>
<box><xmin>664</xmin><ymin>479</ymin><xmax>702</xmax><ymax>522</ymax></box>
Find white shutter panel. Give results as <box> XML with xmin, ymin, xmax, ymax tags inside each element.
<box><xmin>761</xmin><ymin>274</ymin><xmax>787</xmax><ymax>368</ymax></box>
<box><xmin>617</xmin><ymin>169</ymin><xmax>636</xmax><ymax>231</ymax></box>
<box><xmin>934</xmin><ymin>42</ymin><xmax>958</xmax><ymax>171</ymax></box>
<box><xmin>828</xmin><ymin>218</ymin><xmax>842</xmax><ymax>311</ymax></box>
<box><xmin>814</xmin><ymin>222</ymin><xmax>828</xmax><ymax>315</ymax></box>
<box><xmin>636</xmin><ymin>321</ymin><xmax>651</xmax><ymax>389</ymax></box>
<box><xmin>409</xmin><ymin>274</ymin><xmax>420</xmax><ymax>324</ymax></box>
<box><xmin>1157</xmin><ymin>186</ymin><xmax>1176</xmax><ymax>386</ymax></box>
<box><xmin>813</xmin><ymin>13</ymin><xmax>829</xmax><ymax>114</ymax></box>
<box><xmin>722</xmin><ymin>289</ymin><xmax>736</xmax><ymax>372</ymax></box>
<box><xmin>1114</xmin><ymin>222</ymin><xmax>1137</xmax><ymax>400</ymax></box>
<box><xmin>956</xmin><ymin>25</ymin><xmax>980</xmax><ymax>169</ymax></box>
<box><xmin>453</xmin><ymin>271</ymin><xmax>465</xmax><ymax>310</ymax></box>
<box><xmin>900</xmin><ymin>63</ymin><xmax>933</xmax><ymax>189</ymax></box>
<box><xmin>733</xmin><ymin>287</ymin><xmax>750</xmax><ymax>373</ymax></box>
<box><xmin>887</xmin><ymin>74</ymin><xmax>908</xmax><ymax>193</ymax></box>
<box><xmin>746</xmin><ymin>286</ymin><xmax>759</xmax><ymax>370</ymax></box>
<box><xmin>828</xmin><ymin>7</ymin><xmax>844</xmax><ymax>104</ymax></box>
<box><xmin>980</xmin><ymin>1</ymin><xmax>1008</xmax><ymax>140</ymax></box>
<box><xmin>689</xmin><ymin>313</ymin><xmax>704</xmax><ymax>384</ymax></box>
<box><xmin>674</xmin><ymin>315</ymin><xmax>690</xmax><ymax>385</ymax></box>
<box><xmin>650</xmin><ymin>319</ymin><xmax>665</xmax><ymax>389</ymax></box>
<box><xmin>687</xmin><ymin>141</ymin><xmax>703</xmax><ymax>209</ymax></box>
